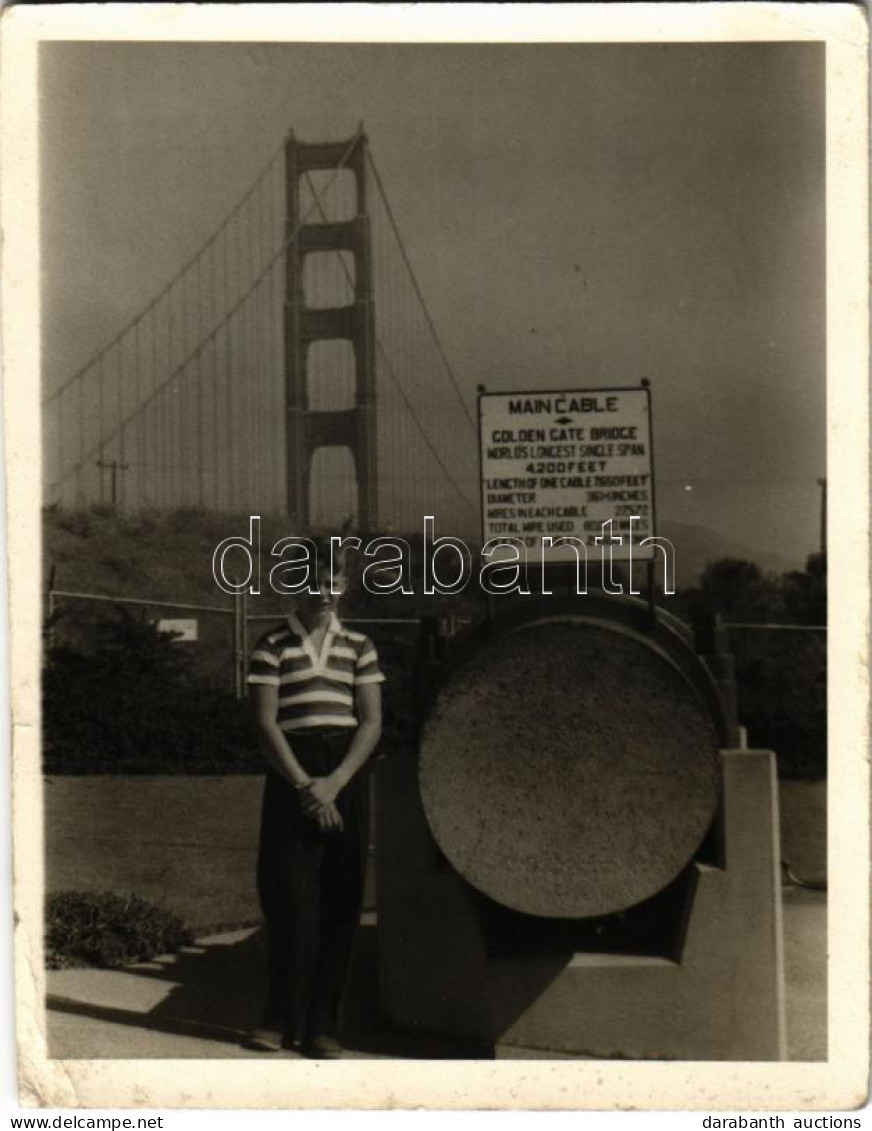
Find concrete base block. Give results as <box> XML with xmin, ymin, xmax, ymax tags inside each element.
<box><xmin>377</xmin><ymin>750</ymin><xmax>786</xmax><ymax>1061</ymax></box>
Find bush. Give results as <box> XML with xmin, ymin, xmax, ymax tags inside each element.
<box><xmin>731</xmin><ymin>630</ymin><xmax>827</xmax><ymax>780</ymax></box>
<box><xmin>45</xmin><ymin>890</ymin><xmax>194</xmax><ymax>969</ymax></box>
<box><xmin>43</xmin><ymin>608</ymin><xmax>260</xmax><ymax>773</ymax></box>
<box><xmin>44</xmin><ymin>603</ymin><xmax>423</xmax><ymax>773</ymax></box>
<box><xmin>673</xmin><ymin>557</ymin><xmax>827</xmax><ymax>780</ymax></box>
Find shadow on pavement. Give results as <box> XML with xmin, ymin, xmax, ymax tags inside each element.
<box><xmin>49</xmin><ymin>925</ymin><xmax>488</xmax><ymax>1059</ymax></box>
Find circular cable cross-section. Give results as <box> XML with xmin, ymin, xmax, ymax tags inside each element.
<box><xmin>419</xmin><ymin>618</ymin><xmax>722</xmax><ymax>919</ymax></box>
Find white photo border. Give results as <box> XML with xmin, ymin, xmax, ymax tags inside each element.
<box><xmin>2</xmin><ymin>2</ymin><xmax>868</xmax><ymax>1111</ymax></box>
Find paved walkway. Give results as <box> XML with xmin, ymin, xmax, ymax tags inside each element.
<box><xmin>46</xmin><ymin>890</ymin><xmax>826</xmax><ymax>1061</ymax></box>
<box><xmin>44</xmin><ymin>778</ymin><xmax>827</xmax><ymax>1060</ymax></box>
<box><xmin>46</xmin><ymin>915</ymin><xmax>483</xmax><ymax>1060</ymax></box>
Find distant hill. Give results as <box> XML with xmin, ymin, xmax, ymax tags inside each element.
<box><xmin>42</xmin><ymin>506</ymin><xmax>483</xmax><ymax>620</ymax></box>
<box><xmin>657</xmin><ymin>519</ymin><xmax>797</xmax><ymax>589</ymax></box>
<box><xmin>44</xmin><ymin>505</ymin><xmax>802</xmax><ymax>609</ymax></box>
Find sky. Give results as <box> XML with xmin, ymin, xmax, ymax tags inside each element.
<box><xmin>40</xmin><ymin>40</ymin><xmax>826</xmax><ymax>569</ymax></box>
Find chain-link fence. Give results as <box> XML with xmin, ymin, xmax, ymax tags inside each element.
<box><xmin>44</xmin><ymin>585</ymin><xmax>427</xmax><ymax>773</ymax></box>
<box><xmin>47</xmin><ymin>587</ymin><xmax>245</xmax><ymax>691</ymax></box>
<box><xmin>725</xmin><ymin>622</ymin><xmax>827</xmax><ymax>780</ymax></box>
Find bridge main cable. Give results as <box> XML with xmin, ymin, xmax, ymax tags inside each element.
<box><xmin>366</xmin><ymin>151</ymin><xmax>477</xmax><ymax>436</ymax></box>
<box><xmin>42</xmin><ymin>138</ymin><xmax>287</xmax><ymax>411</ymax></box>
<box><xmin>51</xmin><ymin>135</ymin><xmax>361</xmax><ymax>493</ymax></box>
<box><xmin>301</xmin><ymin>169</ymin><xmax>480</xmax><ymax>519</ymax></box>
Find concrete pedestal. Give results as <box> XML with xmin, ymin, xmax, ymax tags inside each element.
<box><xmin>377</xmin><ymin>749</ymin><xmax>786</xmax><ymax>1060</ymax></box>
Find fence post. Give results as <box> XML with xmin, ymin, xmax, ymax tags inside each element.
<box><xmin>47</xmin><ymin>591</ymin><xmax>55</xmax><ymax>650</ymax></box>
<box><xmin>240</xmin><ymin>587</ymin><xmax>248</xmax><ymax>700</ymax></box>
<box><xmin>233</xmin><ymin>589</ymin><xmax>245</xmax><ymax>700</ymax></box>
<box><xmin>701</xmin><ymin>613</ymin><xmax>740</xmax><ymax>748</ymax></box>
<box><xmin>45</xmin><ymin>564</ymin><xmax>57</xmax><ymax>650</ymax></box>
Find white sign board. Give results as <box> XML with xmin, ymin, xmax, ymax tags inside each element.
<box><xmin>157</xmin><ymin>617</ymin><xmax>199</xmax><ymax>642</ymax></box>
<box><xmin>479</xmin><ymin>387</ymin><xmax>655</xmax><ymax>562</ymax></box>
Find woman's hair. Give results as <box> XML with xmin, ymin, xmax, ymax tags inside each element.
<box><xmin>311</xmin><ymin>533</ymin><xmax>358</xmax><ymax>583</ymax></box>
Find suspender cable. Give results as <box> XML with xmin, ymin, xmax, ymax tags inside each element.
<box><xmin>133</xmin><ymin>321</ymin><xmax>141</xmax><ymax>508</ymax></box>
<box><xmin>253</xmin><ymin>180</ymin><xmax>262</xmax><ymax>510</ymax></box>
<box><xmin>196</xmin><ymin>254</ymin><xmax>204</xmax><ymax>507</ymax></box>
<box><xmin>150</xmin><ymin>306</ymin><xmax>158</xmax><ymax>506</ymax></box>
<box><xmin>117</xmin><ymin>343</ymin><xmax>125</xmax><ymax>508</ymax></box>
<box><xmin>167</xmin><ymin>288</ymin><xmax>175</xmax><ymax>507</ymax></box>
<box><xmin>223</xmin><ymin>226</ymin><xmax>232</xmax><ymax>512</ymax></box>
<box><xmin>180</xmin><ymin>268</ymin><xmax>189</xmax><ymax>505</ymax></box>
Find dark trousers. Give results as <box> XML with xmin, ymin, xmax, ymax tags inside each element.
<box><xmin>256</xmin><ymin>732</ymin><xmax>369</xmax><ymax>1042</ymax></box>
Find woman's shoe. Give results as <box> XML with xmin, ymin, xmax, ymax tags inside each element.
<box><xmin>301</xmin><ymin>1034</ymin><xmax>343</xmax><ymax>1059</ymax></box>
<box><xmin>242</xmin><ymin>1027</ymin><xmax>284</xmax><ymax>1052</ymax></box>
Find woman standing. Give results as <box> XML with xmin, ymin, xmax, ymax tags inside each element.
<box><xmin>243</xmin><ymin>540</ymin><xmax>383</xmax><ymax>1058</ymax></box>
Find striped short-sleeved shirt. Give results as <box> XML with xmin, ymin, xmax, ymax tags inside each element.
<box><xmin>247</xmin><ymin>612</ymin><xmax>385</xmax><ymax>733</ymax></box>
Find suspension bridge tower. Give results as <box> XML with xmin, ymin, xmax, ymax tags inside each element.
<box><xmin>284</xmin><ymin>126</ymin><xmax>378</xmax><ymax>533</ymax></box>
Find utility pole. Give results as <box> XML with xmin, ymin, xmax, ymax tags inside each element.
<box><xmin>816</xmin><ymin>477</ymin><xmax>827</xmax><ymax>556</ymax></box>
<box><xmin>96</xmin><ymin>458</ymin><xmax>130</xmax><ymax>507</ymax></box>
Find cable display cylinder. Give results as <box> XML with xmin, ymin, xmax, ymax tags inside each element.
<box><xmin>418</xmin><ymin>601</ymin><xmax>724</xmax><ymax>919</ymax></box>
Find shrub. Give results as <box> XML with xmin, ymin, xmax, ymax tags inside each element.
<box><xmin>44</xmin><ymin>603</ymin><xmax>423</xmax><ymax>773</ymax></box>
<box><xmin>673</xmin><ymin>558</ymin><xmax>827</xmax><ymax>780</ymax></box>
<box><xmin>731</xmin><ymin>630</ymin><xmax>827</xmax><ymax>780</ymax></box>
<box><xmin>42</xmin><ymin>608</ymin><xmax>259</xmax><ymax>773</ymax></box>
<box><xmin>45</xmin><ymin>890</ymin><xmax>194</xmax><ymax>969</ymax></box>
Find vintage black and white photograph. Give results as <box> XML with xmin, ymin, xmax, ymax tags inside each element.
<box><xmin>4</xmin><ymin>2</ymin><xmax>869</xmax><ymax>1113</ymax></box>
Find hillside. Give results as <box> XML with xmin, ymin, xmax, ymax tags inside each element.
<box><xmin>658</xmin><ymin>520</ymin><xmax>795</xmax><ymax>589</ymax></box>
<box><xmin>43</xmin><ymin>505</ymin><xmax>825</xmax><ymax>780</ymax></box>
<box><xmin>44</xmin><ymin>505</ymin><xmax>482</xmax><ymax>620</ymax></box>
<box><xmin>44</xmin><ymin>505</ymin><xmax>795</xmax><ymax>613</ymax></box>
